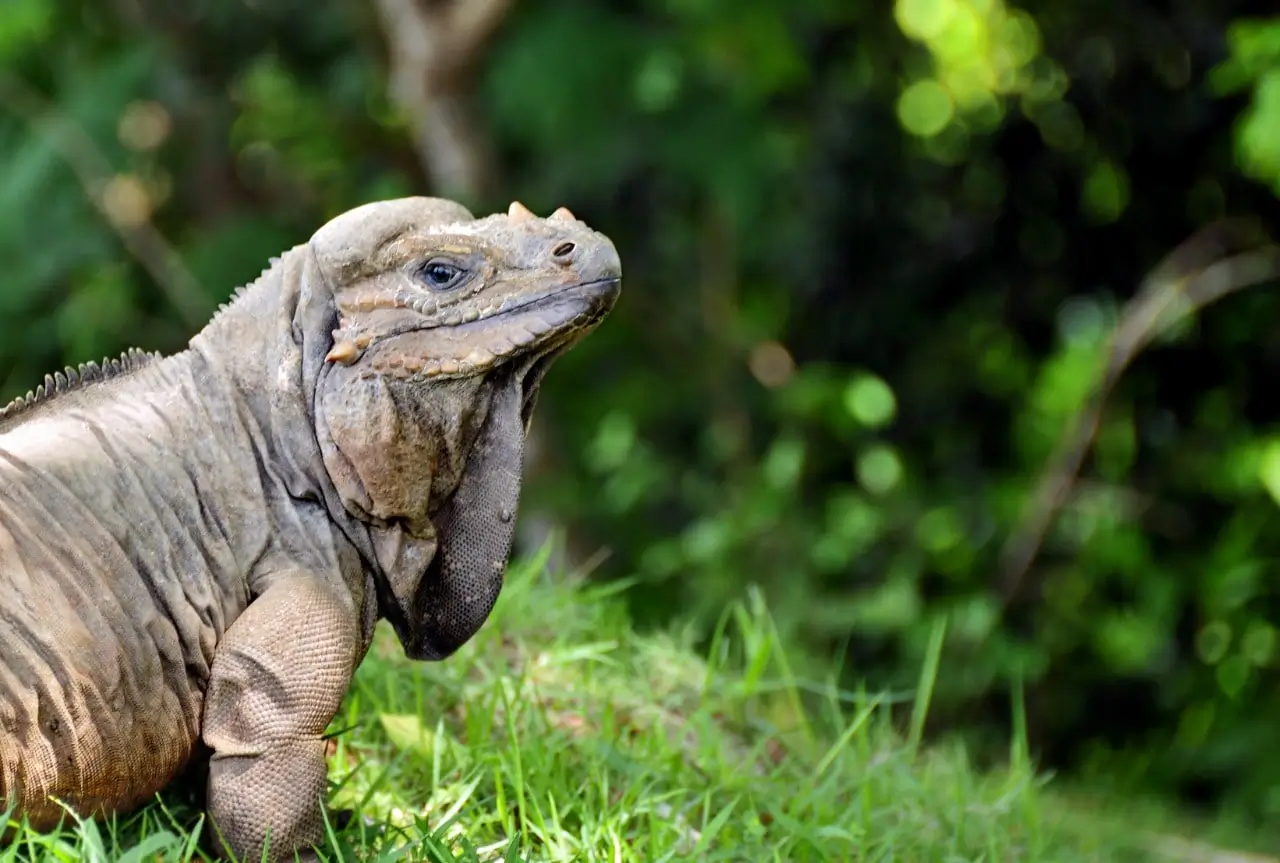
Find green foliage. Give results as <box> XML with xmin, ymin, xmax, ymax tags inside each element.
<box><xmin>1212</xmin><ymin>17</ymin><xmax>1280</xmax><ymax>194</ymax></box>
<box><xmin>894</xmin><ymin>0</ymin><xmax>1049</xmax><ymax>141</ymax></box>
<box><xmin>486</xmin><ymin>0</ymin><xmax>1280</xmax><ymax>825</ymax></box>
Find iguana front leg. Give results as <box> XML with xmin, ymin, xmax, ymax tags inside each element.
<box><xmin>201</xmin><ymin>574</ymin><xmax>359</xmax><ymax>862</ymax></box>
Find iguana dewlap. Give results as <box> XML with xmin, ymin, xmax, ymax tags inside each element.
<box><xmin>0</xmin><ymin>197</ymin><xmax>621</xmax><ymax>861</ymax></box>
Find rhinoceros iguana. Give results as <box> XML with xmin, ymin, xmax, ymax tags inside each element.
<box><xmin>0</xmin><ymin>196</ymin><xmax>622</xmax><ymax>861</ymax></box>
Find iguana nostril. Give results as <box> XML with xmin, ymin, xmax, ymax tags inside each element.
<box><xmin>552</xmin><ymin>241</ymin><xmax>575</xmax><ymax>258</ymax></box>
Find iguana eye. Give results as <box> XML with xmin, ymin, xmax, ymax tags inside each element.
<box><xmin>418</xmin><ymin>259</ymin><xmax>467</xmax><ymax>291</ymax></box>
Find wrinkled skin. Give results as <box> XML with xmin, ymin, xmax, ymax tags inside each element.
<box><xmin>0</xmin><ymin>197</ymin><xmax>621</xmax><ymax>861</ymax></box>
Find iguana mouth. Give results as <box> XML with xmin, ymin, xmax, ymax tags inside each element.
<box><xmin>351</xmin><ymin>277</ymin><xmax>621</xmax><ymax>382</ymax></box>
<box><xmin>451</xmin><ymin>275</ymin><xmax>619</xmax><ymax>371</ymax></box>
<box><xmin>488</xmin><ymin>276</ymin><xmax>621</xmax><ymax>321</ymax></box>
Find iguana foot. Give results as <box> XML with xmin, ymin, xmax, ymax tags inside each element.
<box><xmin>201</xmin><ymin>574</ymin><xmax>359</xmax><ymax>863</ymax></box>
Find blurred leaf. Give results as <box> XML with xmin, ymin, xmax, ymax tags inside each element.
<box><xmin>0</xmin><ymin>0</ymin><xmax>51</xmax><ymax>60</ymax></box>
<box><xmin>380</xmin><ymin>714</ymin><xmax>436</xmax><ymax>758</ymax></box>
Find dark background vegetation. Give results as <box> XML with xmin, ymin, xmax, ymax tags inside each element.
<box><xmin>3</xmin><ymin>0</ymin><xmax>1280</xmax><ymax>828</ymax></box>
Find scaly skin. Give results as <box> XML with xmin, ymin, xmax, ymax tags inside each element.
<box><xmin>0</xmin><ymin>197</ymin><xmax>621</xmax><ymax>861</ymax></box>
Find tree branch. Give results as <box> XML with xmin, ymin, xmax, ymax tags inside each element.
<box><xmin>999</xmin><ymin>222</ymin><xmax>1280</xmax><ymax>605</ymax></box>
<box><xmin>370</xmin><ymin>0</ymin><xmax>513</xmax><ymax>203</ymax></box>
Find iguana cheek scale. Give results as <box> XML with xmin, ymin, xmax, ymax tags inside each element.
<box><xmin>0</xmin><ymin>197</ymin><xmax>621</xmax><ymax>862</ymax></box>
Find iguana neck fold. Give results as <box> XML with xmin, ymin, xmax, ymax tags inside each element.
<box><xmin>185</xmin><ymin>246</ymin><xmax>341</xmax><ymax>508</ymax></box>
<box><xmin>182</xmin><ymin>242</ymin><xmax>482</xmax><ymax>598</ymax></box>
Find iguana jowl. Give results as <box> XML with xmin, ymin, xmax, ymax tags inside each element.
<box><xmin>0</xmin><ymin>197</ymin><xmax>621</xmax><ymax>861</ymax></box>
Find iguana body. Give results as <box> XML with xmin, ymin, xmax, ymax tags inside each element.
<box><xmin>0</xmin><ymin>197</ymin><xmax>621</xmax><ymax>861</ymax></box>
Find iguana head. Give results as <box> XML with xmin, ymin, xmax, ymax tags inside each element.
<box><xmin>314</xmin><ymin>198</ymin><xmax>620</xmax><ymax>386</ymax></box>
<box><xmin>304</xmin><ymin>197</ymin><xmax>621</xmax><ymax>660</ymax></box>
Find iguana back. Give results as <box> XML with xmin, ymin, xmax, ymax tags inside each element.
<box><xmin>0</xmin><ymin>350</ymin><xmax>268</xmax><ymax>825</ymax></box>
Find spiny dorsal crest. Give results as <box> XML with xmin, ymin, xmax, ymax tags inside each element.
<box><xmin>199</xmin><ymin>254</ymin><xmax>287</xmax><ymax>332</ymax></box>
<box><xmin>0</xmin><ymin>347</ymin><xmax>161</xmax><ymax>424</ymax></box>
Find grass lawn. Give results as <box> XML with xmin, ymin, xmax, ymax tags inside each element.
<box><xmin>1</xmin><ymin>548</ymin><xmax>1269</xmax><ymax>861</ymax></box>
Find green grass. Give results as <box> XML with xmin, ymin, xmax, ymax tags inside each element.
<box><xmin>0</xmin><ymin>547</ymin><xmax>1264</xmax><ymax>861</ymax></box>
